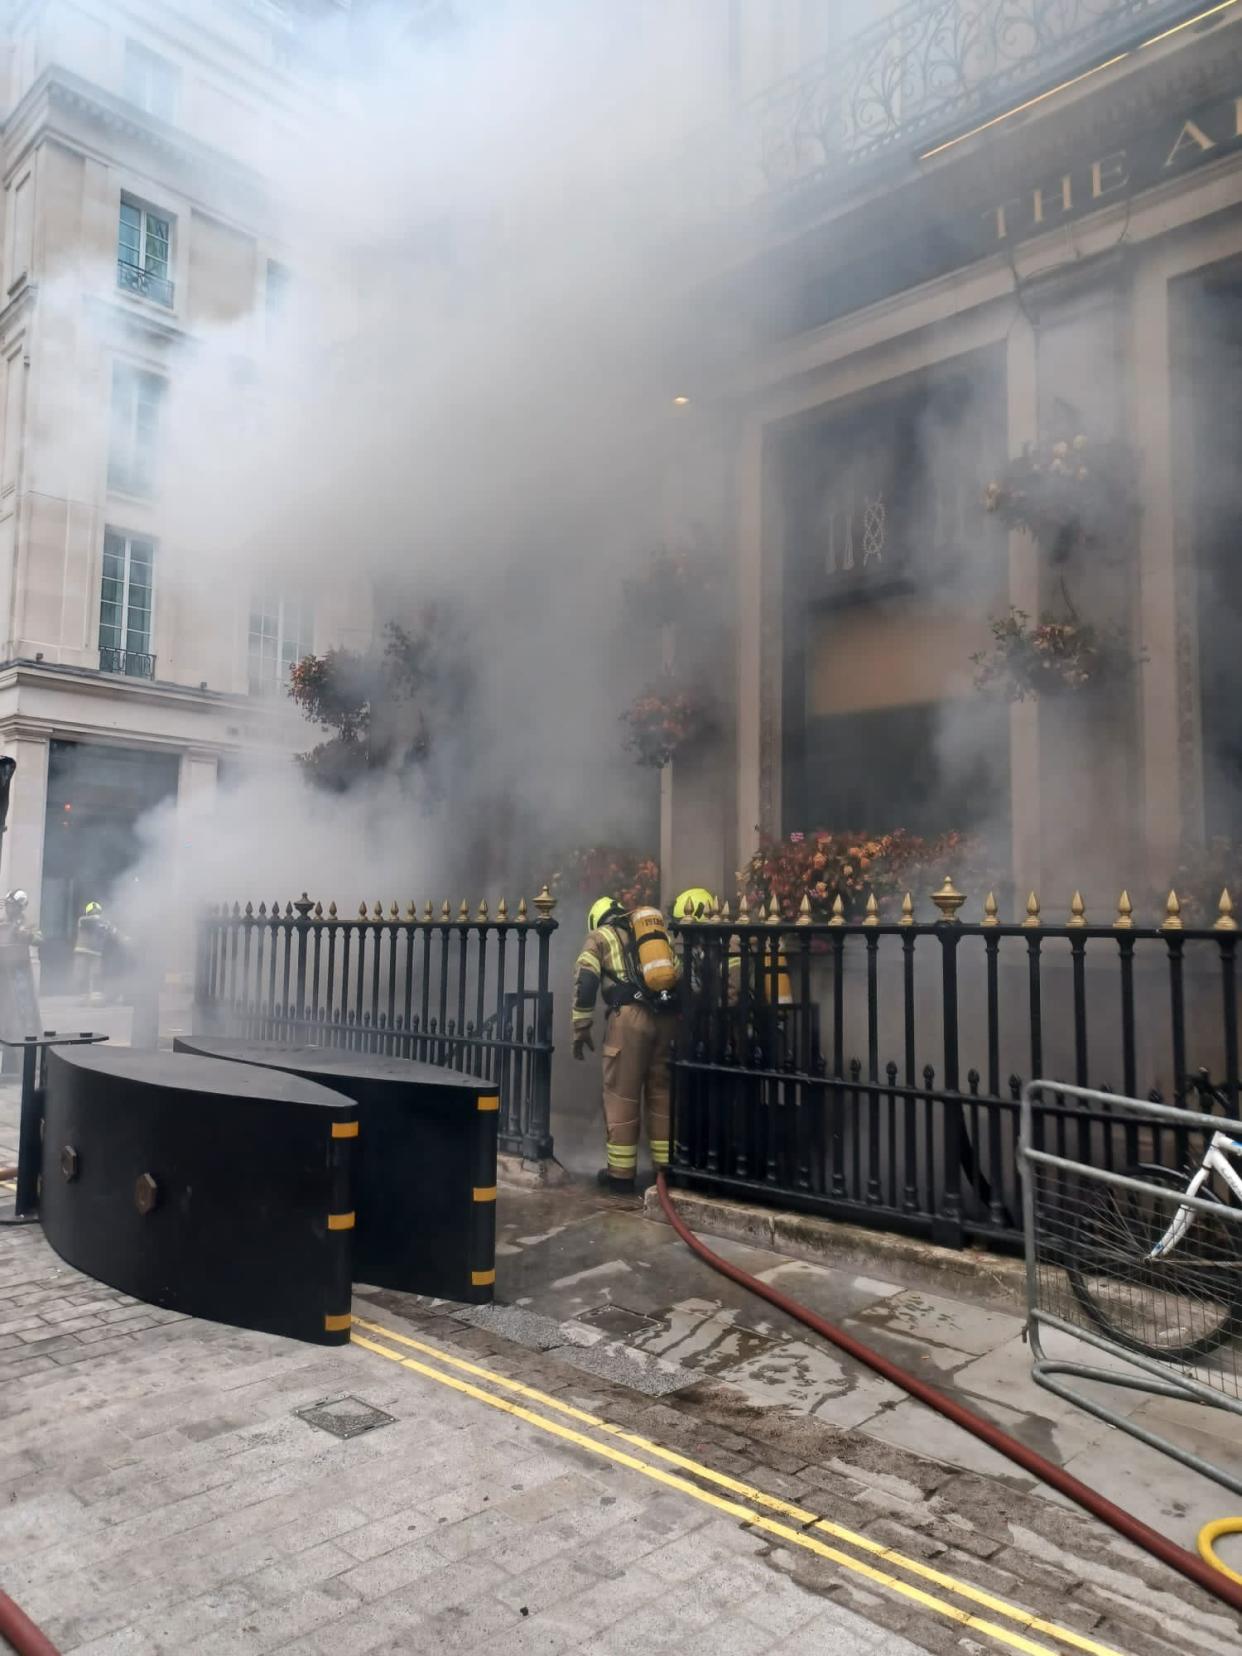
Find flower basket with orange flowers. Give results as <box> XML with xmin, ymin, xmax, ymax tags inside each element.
<box><xmin>621</xmin><ymin>686</ymin><xmax>713</xmax><ymax>769</ymax></box>
<box><xmin>552</xmin><ymin>846</ymin><xmax>660</xmax><ymax>911</ymax></box>
<box><xmin>972</xmin><ymin>609</ymin><xmax>1142</xmax><ymax>702</ymax></box>
<box><xmin>739</xmin><ymin>830</ymin><xmax>997</xmax><ymax>922</ymax></box>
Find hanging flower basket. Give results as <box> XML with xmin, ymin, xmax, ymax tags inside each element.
<box><xmin>984</xmin><ymin>436</ymin><xmax>1136</xmax><ymax>562</ymax></box>
<box><xmin>972</xmin><ymin>609</ymin><xmax>1142</xmax><ymax>701</ymax></box>
<box><xmin>552</xmin><ymin>846</ymin><xmax>660</xmax><ymax>911</ymax></box>
<box><xmin>621</xmin><ymin>686</ymin><xmax>713</xmax><ymax>768</ymax></box>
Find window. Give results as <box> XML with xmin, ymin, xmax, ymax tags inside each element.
<box><xmin>99</xmin><ymin>530</ymin><xmax>155</xmax><ymax>678</ymax></box>
<box><xmin>108</xmin><ymin>363</ymin><xmax>164</xmax><ymax>497</ymax></box>
<box><xmin>123</xmin><ymin>41</ymin><xmax>179</xmax><ymax>123</ymax></box>
<box><xmin>117</xmin><ymin>200</ymin><xmax>173</xmax><ymax>307</ymax></box>
<box><xmin>248</xmin><ymin>595</ymin><xmax>311</xmax><ymax>694</ymax></box>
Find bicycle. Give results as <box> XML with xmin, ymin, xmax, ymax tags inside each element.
<box><xmin>1065</xmin><ymin>1082</ymin><xmax>1242</xmax><ymax>1362</ymax></box>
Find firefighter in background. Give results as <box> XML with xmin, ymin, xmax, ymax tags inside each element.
<box><xmin>73</xmin><ymin>901</ymin><xmax>111</xmax><ymax>999</ymax></box>
<box><xmin>572</xmin><ymin>896</ymin><xmax>681</xmax><ymax>1194</ymax></box>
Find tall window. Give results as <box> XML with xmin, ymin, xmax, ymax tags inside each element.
<box><xmin>248</xmin><ymin>595</ymin><xmax>311</xmax><ymax>694</ymax></box>
<box><xmin>107</xmin><ymin>364</ymin><xmax>164</xmax><ymax>497</ymax></box>
<box><xmin>99</xmin><ymin>530</ymin><xmax>155</xmax><ymax>677</ymax></box>
<box><xmin>123</xmin><ymin>41</ymin><xmax>179</xmax><ymax>123</ymax></box>
<box><xmin>117</xmin><ymin>200</ymin><xmax>173</xmax><ymax>307</ymax></box>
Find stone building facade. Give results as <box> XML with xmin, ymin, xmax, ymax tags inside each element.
<box><xmin>662</xmin><ymin>0</ymin><xmax>1242</xmax><ymax>918</ymax></box>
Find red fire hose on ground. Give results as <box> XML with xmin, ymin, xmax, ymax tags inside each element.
<box><xmin>0</xmin><ymin>1589</ymin><xmax>60</xmax><ymax>1656</ymax></box>
<box><xmin>655</xmin><ymin>1171</ymin><xmax>1242</xmax><ymax>1619</ymax></box>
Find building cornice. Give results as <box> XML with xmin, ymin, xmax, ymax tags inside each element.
<box><xmin>0</xmin><ymin>658</ymin><xmax>247</xmax><ymax>712</ymax></box>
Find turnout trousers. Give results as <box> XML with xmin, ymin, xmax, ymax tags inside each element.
<box><xmin>601</xmin><ymin>1002</ymin><xmax>678</xmax><ymax>1179</ymax></box>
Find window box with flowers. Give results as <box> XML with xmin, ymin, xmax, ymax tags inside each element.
<box><xmin>739</xmin><ymin>830</ymin><xmax>997</xmax><ymax>923</ymax></box>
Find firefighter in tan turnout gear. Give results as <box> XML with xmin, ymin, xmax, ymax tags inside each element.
<box><xmin>572</xmin><ymin>896</ymin><xmax>681</xmax><ymax>1194</ymax></box>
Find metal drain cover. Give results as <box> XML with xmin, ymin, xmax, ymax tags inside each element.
<box><xmin>576</xmin><ymin>1304</ymin><xmax>660</xmax><ymax>1336</ymax></box>
<box><xmin>295</xmin><ymin>1396</ymin><xmax>395</xmax><ymax>1439</ymax></box>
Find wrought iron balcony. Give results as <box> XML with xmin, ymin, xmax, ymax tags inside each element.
<box><xmin>117</xmin><ymin>260</ymin><xmax>174</xmax><ymax>308</ymax></box>
<box><xmin>99</xmin><ymin>646</ymin><xmax>157</xmax><ymax>680</ymax></box>
<box><xmin>737</xmin><ymin>0</ymin><xmax>1214</xmax><ymax>204</ymax></box>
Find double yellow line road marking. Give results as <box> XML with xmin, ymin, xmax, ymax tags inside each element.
<box><xmin>350</xmin><ymin>1315</ymin><xmax>1126</xmax><ymax>1656</ymax></box>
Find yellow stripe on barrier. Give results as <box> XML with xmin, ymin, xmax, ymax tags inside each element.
<box><xmin>331</xmin><ymin>1122</ymin><xmax>359</xmax><ymax>1139</ymax></box>
<box><xmin>324</xmin><ymin>1312</ymin><xmax>352</xmax><ymax>1332</ymax></box>
<box><xmin>327</xmin><ymin>1212</ymin><xmax>355</xmax><ymax>1231</ymax></box>
<box><xmin>350</xmin><ymin>1315</ymin><xmax>1124</xmax><ymax>1656</ymax></box>
<box><xmin>470</xmin><ymin>1269</ymin><xmax>495</xmax><ymax>1286</ymax></box>
<box><xmin>350</xmin><ymin>1330</ymin><xmax>1083</xmax><ymax>1656</ymax></box>
<box><xmin>472</xmin><ymin>1186</ymin><xmax>497</xmax><ymax>1202</ymax></box>
<box><xmin>477</xmin><ymin>1095</ymin><xmax>500</xmax><ymax>1112</ymax></box>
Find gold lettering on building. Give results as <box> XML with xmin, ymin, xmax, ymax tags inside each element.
<box><xmin>1032</xmin><ymin>174</ymin><xmax>1073</xmax><ymax>225</ymax></box>
<box><xmin>1090</xmin><ymin>150</ymin><xmax>1129</xmax><ymax>199</ymax></box>
<box><xmin>1165</xmin><ymin>119</ymin><xmax>1216</xmax><ymax>168</ymax></box>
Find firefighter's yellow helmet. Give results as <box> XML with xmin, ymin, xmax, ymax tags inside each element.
<box><xmin>84</xmin><ymin>901</ymin><xmax>103</xmax><ymax>915</ymax></box>
<box><xmin>673</xmin><ymin>887</ymin><xmax>715</xmax><ymax>921</ymax></box>
<box><xmin>588</xmin><ymin>896</ymin><xmax>626</xmax><ymax>932</ymax></box>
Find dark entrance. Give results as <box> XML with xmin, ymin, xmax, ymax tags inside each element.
<box><xmin>39</xmin><ymin>741</ymin><xmax>180</xmax><ymax>991</ymax></box>
<box><xmin>1185</xmin><ymin>269</ymin><xmax>1242</xmax><ymax>841</ymax></box>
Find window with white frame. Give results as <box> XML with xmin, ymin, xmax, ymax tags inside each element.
<box><xmin>117</xmin><ymin>199</ymin><xmax>173</xmax><ymax>307</ymax></box>
<box><xmin>99</xmin><ymin>529</ymin><xmax>155</xmax><ymax>676</ymax></box>
<box><xmin>248</xmin><ymin>594</ymin><xmax>312</xmax><ymax>694</ymax></box>
<box><xmin>108</xmin><ymin>363</ymin><xmax>165</xmax><ymax>497</ymax></box>
<box><xmin>123</xmin><ymin>40</ymin><xmax>179</xmax><ymax>123</ymax></box>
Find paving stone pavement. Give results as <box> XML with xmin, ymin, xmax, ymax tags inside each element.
<box><xmin>3</xmin><ymin>1084</ymin><xmax>1242</xmax><ymax>1656</ymax></box>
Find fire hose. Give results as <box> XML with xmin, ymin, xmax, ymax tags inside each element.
<box><xmin>0</xmin><ymin>1589</ymin><xmax>60</xmax><ymax>1656</ymax></box>
<box><xmin>654</xmin><ymin>1171</ymin><xmax>1242</xmax><ymax>1618</ymax></box>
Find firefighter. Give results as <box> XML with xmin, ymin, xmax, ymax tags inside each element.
<box><xmin>572</xmin><ymin>895</ymin><xmax>681</xmax><ymax>1194</ymax></box>
<box><xmin>73</xmin><ymin>901</ymin><xmax>110</xmax><ymax>999</ymax></box>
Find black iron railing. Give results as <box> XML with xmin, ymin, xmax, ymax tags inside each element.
<box><xmin>733</xmin><ymin>0</ymin><xmax>1210</xmax><ymax>204</ymax></box>
<box><xmin>671</xmin><ymin>884</ymin><xmax>1240</xmax><ymax>1250</ymax></box>
<box><xmin>117</xmin><ymin>261</ymin><xmax>174</xmax><ymax>307</ymax></box>
<box><xmin>98</xmin><ymin>646</ymin><xmax>156</xmax><ymax>679</ymax></box>
<box><xmin>195</xmin><ymin>891</ymin><xmax>558</xmax><ymax>1160</ymax></box>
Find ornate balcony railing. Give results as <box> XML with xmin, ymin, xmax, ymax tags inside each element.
<box><xmin>117</xmin><ymin>260</ymin><xmax>174</xmax><ymax>308</ymax></box>
<box><xmin>733</xmin><ymin>0</ymin><xmax>1213</xmax><ymax>206</ymax></box>
<box><xmin>99</xmin><ymin>646</ymin><xmax>156</xmax><ymax>680</ymax></box>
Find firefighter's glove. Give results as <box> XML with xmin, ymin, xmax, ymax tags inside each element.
<box><xmin>572</xmin><ymin>1029</ymin><xmax>594</xmax><ymax>1060</ymax></box>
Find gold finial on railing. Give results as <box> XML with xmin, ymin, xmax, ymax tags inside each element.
<box><xmin>441</xmin><ymin>899</ymin><xmax>451</xmax><ymax>921</ymax></box>
<box><xmin>1022</xmin><ymin>891</ymin><xmax>1041</xmax><ymax>928</ymax></box>
<box><xmin>389</xmin><ymin>901</ymin><xmax>399</xmax><ymax>919</ymax></box>
<box><xmin>766</xmin><ymin>897</ymin><xmax>782</xmax><ymax>925</ymax></box>
<box><xmin>517</xmin><ymin>896</ymin><xmax>528</xmax><ymax>923</ymax></box>
<box><xmin>737</xmin><ymin>895</ymin><xmax>750</xmax><ymax>921</ymax></box>
<box><xmin>863</xmin><ymin>892</ymin><xmax>879</xmax><ymax>927</ymax></box>
<box><xmin>405</xmin><ymin>900</ymin><xmax>416</xmax><ymax>919</ymax></box>
<box><xmin>1067</xmin><ymin>891</ymin><xmax>1087</xmax><ymax>928</ymax></box>
<box><xmin>358</xmin><ymin>902</ymin><xmax>367</xmax><ymax>920</ymax></box>
<box><xmin>497</xmin><ymin>897</ymin><xmax>508</xmax><ymax>921</ymax></box>
<box><xmin>458</xmin><ymin>899</ymin><xmax>469</xmax><ymax>922</ymax></box>
<box><xmin>797</xmin><ymin>894</ymin><xmax>812</xmax><ymax>926</ymax></box>
<box><xmin>1161</xmin><ymin>890</ymin><xmax>1183</xmax><ymax>932</ymax></box>
<box><xmin>328</xmin><ymin>900</ymin><xmax>337</xmax><ymax>918</ymax></box>
<box><xmin>314</xmin><ymin>901</ymin><xmax>323</xmax><ymax>919</ymax></box>
<box><xmin>423</xmin><ymin>900</ymin><xmax>433</xmax><ymax>922</ymax></box>
<box><xmin>1114</xmin><ymin>890</ymin><xmax>1133</xmax><ymax>930</ymax></box>
<box><xmin>899</xmin><ymin>892</ymin><xmax>914</xmax><ymax>926</ymax></box>
<box><xmin>829</xmin><ymin>894</ymin><xmax>846</xmax><ymax>927</ymax></box>
<box><xmin>477</xmin><ymin>899</ymin><xmax>488</xmax><ymax>922</ymax></box>
<box><xmin>719</xmin><ymin>898</ymin><xmax>732</xmax><ymax>922</ymax></box>
<box><xmin>244</xmin><ymin>901</ymin><xmax>254</xmax><ymax>917</ymax></box>
<box><xmin>982</xmin><ymin>892</ymin><xmax>999</xmax><ymax>927</ymax></box>
<box><xmin>534</xmin><ymin>884</ymin><xmax>557</xmax><ymax>920</ymax></box>
<box><xmin>931</xmin><ymin>877</ymin><xmax>965</xmax><ymax>923</ymax></box>
<box><xmin>1215</xmin><ymin>888</ymin><xmax>1237</xmax><ymax>932</ymax></box>
<box><xmin>373</xmin><ymin>901</ymin><xmax>383</xmax><ymax>921</ymax></box>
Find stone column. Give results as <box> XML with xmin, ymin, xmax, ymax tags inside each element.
<box><xmin>659</xmin><ymin>738</ymin><xmax>731</xmax><ymax>908</ymax></box>
<box><xmin>0</xmin><ymin>730</ymin><xmax>50</xmax><ymax>923</ymax></box>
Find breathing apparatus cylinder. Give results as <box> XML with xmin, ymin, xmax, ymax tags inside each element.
<box><xmin>629</xmin><ymin>906</ymin><xmax>679</xmax><ymax>1005</ymax></box>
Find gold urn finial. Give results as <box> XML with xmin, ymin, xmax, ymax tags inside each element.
<box><xmin>863</xmin><ymin>892</ymin><xmax>879</xmax><ymax>927</ymax></box>
<box><xmin>1022</xmin><ymin>891</ymin><xmax>1041</xmax><ymax>928</ymax></box>
<box><xmin>982</xmin><ymin>892</ymin><xmax>999</xmax><ymax>928</ymax></box>
<box><xmin>1216</xmin><ymin>888</ymin><xmax>1238</xmax><ymax>932</ymax></box>
<box><xmin>899</xmin><ymin>892</ymin><xmax>914</xmax><ymax>927</ymax></box>
<box><xmin>1067</xmin><ymin>891</ymin><xmax>1087</xmax><ymax>929</ymax></box>
<box><xmin>931</xmin><ymin>877</ymin><xmax>965</xmax><ymax>923</ymax></box>
<box><xmin>1114</xmin><ymin>890</ymin><xmax>1133</xmax><ymax>930</ymax></box>
<box><xmin>534</xmin><ymin>884</ymin><xmax>557</xmax><ymax>920</ymax></box>
<box><xmin>829</xmin><ymin>894</ymin><xmax>846</xmax><ymax>927</ymax></box>
<box><xmin>1161</xmin><ymin>890</ymin><xmax>1183</xmax><ymax>932</ymax></box>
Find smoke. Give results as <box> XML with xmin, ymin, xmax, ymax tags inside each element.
<box><xmin>61</xmin><ymin>0</ymin><xmax>751</xmax><ymax>954</ymax></box>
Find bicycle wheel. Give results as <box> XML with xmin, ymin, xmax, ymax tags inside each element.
<box><xmin>1067</xmin><ymin>1163</ymin><xmax>1242</xmax><ymax>1362</ymax></box>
